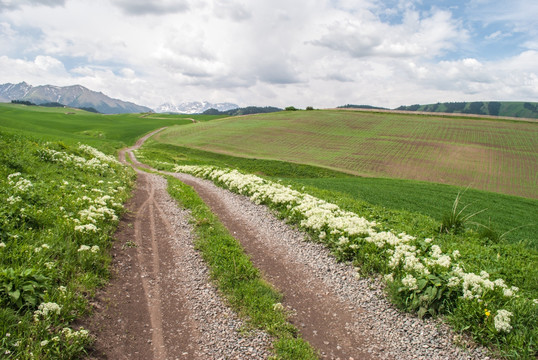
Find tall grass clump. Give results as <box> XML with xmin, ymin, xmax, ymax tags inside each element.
<box><xmin>439</xmin><ymin>189</ymin><xmax>486</xmax><ymax>234</ymax></box>
<box><xmin>0</xmin><ymin>131</ymin><xmax>134</xmax><ymax>359</ymax></box>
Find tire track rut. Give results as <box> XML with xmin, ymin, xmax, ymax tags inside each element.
<box><xmin>85</xmin><ymin>128</ymin><xmax>271</xmax><ymax>359</ymax></box>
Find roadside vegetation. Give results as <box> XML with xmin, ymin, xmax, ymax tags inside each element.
<box><xmin>0</xmin><ymin>104</ymin><xmax>200</xmax><ymax>358</ymax></box>
<box><xmin>0</xmin><ymin>131</ymin><xmax>135</xmax><ymax>358</ymax></box>
<box><xmin>138</xmin><ymin>121</ymin><xmax>537</xmax><ymax>358</ymax></box>
<box><xmin>2</xmin><ymin>104</ymin><xmax>536</xmax><ymax>358</ymax></box>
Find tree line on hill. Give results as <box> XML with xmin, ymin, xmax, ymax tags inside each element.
<box><xmin>339</xmin><ymin>101</ymin><xmax>538</xmax><ymax>119</ymax></box>
<box><xmin>394</xmin><ymin>101</ymin><xmax>538</xmax><ymax>119</ymax></box>
<box><xmin>11</xmin><ymin>100</ymin><xmax>100</xmax><ymax>113</ymax></box>
<box><xmin>337</xmin><ymin>104</ymin><xmax>388</xmax><ymax>110</ymax></box>
<box><xmin>202</xmin><ymin>106</ymin><xmax>282</xmax><ymax>116</ymax></box>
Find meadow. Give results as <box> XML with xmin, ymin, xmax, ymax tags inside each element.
<box><xmin>0</xmin><ymin>103</ymin><xmax>222</xmax><ymax>152</ymax></box>
<box><xmin>139</xmin><ymin>109</ymin><xmax>537</xmax><ymax>358</ymax></box>
<box><xmin>154</xmin><ymin>110</ymin><xmax>538</xmax><ymax>199</ymax></box>
<box><xmin>1</xmin><ymin>104</ymin><xmax>537</xmax><ymax>358</ymax></box>
<box><xmin>0</xmin><ymin>105</ymin><xmax>211</xmax><ymax>358</ymax></box>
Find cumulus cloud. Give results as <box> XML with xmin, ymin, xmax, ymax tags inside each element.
<box><xmin>213</xmin><ymin>0</ymin><xmax>251</xmax><ymax>21</ymax></box>
<box><xmin>0</xmin><ymin>55</ymin><xmax>69</xmax><ymax>84</ymax></box>
<box><xmin>310</xmin><ymin>9</ymin><xmax>466</xmax><ymax>59</ymax></box>
<box><xmin>0</xmin><ymin>0</ymin><xmax>536</xmax><ymax>109</ymax></box>
<box><xmin>0</xmin><ymin>0</ymin><xmax>65</xmax><ymax>12</ymax></box>
<box><xmin>111</xmin><ymin>0</ymin><xmax>190</xmax><ymax>16</ymax></box>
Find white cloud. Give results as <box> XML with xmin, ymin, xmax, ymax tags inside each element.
<box><xmin>0</xmin><ymin>0</ymin><xmax>536</xmax><ymax>110</ymax></box>
<box><xmin>0</xmin><ymin>55</ymin><xmax>69</xmax><ymax>84</ymax></box>
<box><xmin>0</xmin><ymin>0</ymin><xmax>65</xmax><ymax>12</ymax></box>
<box><xmin>213</xmin><ymin>0</ymin><xmax>251</xmax><ymax>21</ymax></box>
<box><xmin>310</xmin><ymin>8</ymin><xmax>466</xmax><ymax>59</ymax></box>
<box><xmin>111</xmin><ymin>0</ymin><xmax>191</xmax><ymax>15</ymax></box>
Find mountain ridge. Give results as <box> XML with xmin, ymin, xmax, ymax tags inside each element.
<box><xmin>155</xmin><ymin>101</ymin><xmax>239</xmax><ymax>114</ymax></box>
<box><xmin>0</xmin><ymin>82</ymin><xmax>151</xmax><ymax>114</ymax></box>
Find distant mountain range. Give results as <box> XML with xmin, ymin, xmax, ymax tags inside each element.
<box><xmin>0</xmin><ymin>82</ymin><xmax>151</xmax><ymax>114</ymax></box>
<box><xmin>155</xmin><ymin>101</ymin><xmax>239</xmax><ymax>114</ymax></box>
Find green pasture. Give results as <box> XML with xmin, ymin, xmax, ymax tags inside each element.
<box><xmin>0</xmin><ymin>103</ymin><xmax>223</xmax><ymax>152</ymax></box>
<box><xmin>140</xmin><ymin>141</ymin><xmax>537</xmax><ymax>249</ymax></box>
<box><xmin>154</xmin><ymin>110</ymin><xmax>538</xmax><ymax>199</ymax></box>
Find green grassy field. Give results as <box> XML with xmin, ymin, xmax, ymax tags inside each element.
<box><xmin>2</xmin><ymin>104</ymin><xmax>537</xmax><ymax>358</ymax></box>
<box><xmin>139</xmin><ymin>141</ymin><xmax>537</xmax><ymax>248</ymax></box>
<box><xmin>154</xmin><ymin>110</ymin><xmax>538</xmax><ymax>199</ymax></box>
<box><xmin>0</xmin><ymin>103</ymin><xmax>222</xmax><ymax>152</ymax></box>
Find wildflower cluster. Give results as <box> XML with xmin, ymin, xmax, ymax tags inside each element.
<box><xmin>1</xmin><ymin>134</ymin><xmax>134</xmax><ymax>359</ymax></box>
<box><xmin>73</xmin><ymin>193</ymin><xmax>122</xmax><ymax>233</ymax></box>
<box><xmin>174</xmin><ymin>165</ymin><xmax>530</xmax><ymax>338</ymax></box>
<box><xmin>37</xmin><ymin>144</ymin><xmax>119</xmax><ymax>174</ymax></box>
<box><xmin>7</xmin><ymin>172</ymin><xmax>33</xmax><ymax>193</ymax></box>
<box><xmin>33</xmin><ymin>302</ymin><xmax>62</xmax><ymax>321</ymax></box>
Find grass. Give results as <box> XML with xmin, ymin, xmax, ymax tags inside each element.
<box><xmin>154</xmin><ymin>110</ymin><xmax>538</xmax><ymax>199</ymax></box>
<box><xmin>0</xmin><ymin>131</ymin><xmax>135</xmax><ymax>358</ymax></box>
<box><xmin>138</xmin><ymin>141</ymin><xmax>537</xmax><ymax>250</ymax></box>
<box><xmin>0</xmin><ymin>103</ymin><xmax>223</xmax><ymax>152</ymax></box>
<box><xmin>3</xmin><ymin>103</ymin><xmax>536</xmax><ymax>358</ymax></box>
<box><xmin>163</xmin><ymin>163</ymin><xmax>538</xmax><ymax>359</ymax></box>
<box><xmin>138</xmin><ymin>140</ymin><xmax>537</xmax><ymax>358</ymax></box>
<box><xmin>285</xmin><ymin>177</ymin><xmax>537</xmax><ymax>249</ymax></box>
<box><xmin>0</xmin><ymin>104</ymin><xmax>316</xmax><ymax>358</ymax></box>
<box><xmin>138</xmin><ymin>141</ymin><xmax>351</xmax><ymax>178</ymax></box>
<box><xmin>166</xmin><ymin>176</ymin><xmax>318</xmax><ymax>359</ymax></box>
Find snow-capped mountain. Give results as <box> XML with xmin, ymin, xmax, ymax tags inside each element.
<box><xmin>155</xmin><ymin>101</ymin><xmax>239</xmax><ymax>114</ymax></box>
<box><xmin>0</xmin><ymin>82</ymin><xmax>151</xmax><ymax>114</ymax></box>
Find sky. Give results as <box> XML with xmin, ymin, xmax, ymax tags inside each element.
<box><xmin>0</xmin><ymin>0</ymin><xmax>537</xmax><ymax>110</ymax></box>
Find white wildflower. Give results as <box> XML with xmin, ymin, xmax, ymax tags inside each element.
<box><xmin>494</xmin><ymin>309</ymin><xmax>513</xmax><ymax>333</ymax></box>
<box><xmin>447</xmin><ymin>276</ymin><xmax>460</xmax><ymax>287</ymax></box>
<box><xmin>6</xmin><ymin>195</ymin><xmax>21</xmax><ymax>204</ymax></box>
<box><xmin>78</xmin><ymin>245</ymin><xmax>91</xmax><ymax>252</ymax></box>
<box><xmin>34</xmin><ymin>302</ymin><xmax>62</xmax><ymax>319</ymax></box>
<box><xmin>401</xmin><ymin>274</ymin><xmax>418</xmax><ymax>291</ymax></box>
<box><xmin>75</xmin><ymin>224</ymin><xmax>98</xmax><ymax>233</ymax></box>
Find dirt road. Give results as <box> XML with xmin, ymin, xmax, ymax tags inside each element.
<box><xmin>84</xmin><ymin>128</ymin><xmax>490</xmax><ymax>359</ymax></box>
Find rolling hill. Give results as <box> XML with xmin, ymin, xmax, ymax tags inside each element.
<box><xmin>153</xmin><ymin>109</ymin><xmax>538</xmax><ymax>199</ymax></box>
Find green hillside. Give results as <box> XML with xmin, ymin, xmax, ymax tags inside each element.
<box><xmin>154</xmin><ymin>109</ymin><xmax>538</xmax><ymax>199</ymax></box>
<box><xmin>0</xmin><ymin>103</ymin><xmax>222</xmax><ymax>151</ymax></box>
<box><xmin>396</xmin><ymin>101</ymin><xmax>538</xmax><ymax>119</ymax></box>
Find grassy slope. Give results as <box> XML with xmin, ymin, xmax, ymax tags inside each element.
<box><xmin>140</xmin><ymin>141</ymin><xmax>537</xmax><ymax>248</ymax></box>
<box><xmin>0</xmin><ymin>103</ymin><xmax>223</xmax><ymax>151</ymax></box>
<box><xmin>290</xmin><ymin>177</ymin><xmax>537</xmax><ymax>249</ymax></box>
<box><xmin>154</xmin><ymin>110</ymin><xmax>538</xmax><ymax>199</ymax></box>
